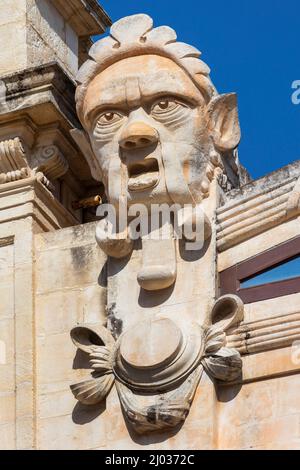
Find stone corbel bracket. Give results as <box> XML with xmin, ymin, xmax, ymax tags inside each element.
<box><xmin>70</xmin><ymin>294</ymin><xmax>244</xmax><ymax>434</ymax></box>
<box><xmin>0</xmin><ymin>138</ymin><xmax>29</xmax><ymax>183</ymax></box>
<box><xmin>31</xmin><ymin>144</ymin><xmax>69</xmax><ymax>181</ymax></box>
<box><xmin>0</xmin><ymin>137</ymin><xmax>69</xmax><ymax>191</ymax></box>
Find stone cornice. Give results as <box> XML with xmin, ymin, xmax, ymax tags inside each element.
<box><xmin>224</xmin><ymin>159</ymin><xmax>300</xmax><ymax>204</ymax></box>
<box><xmin>217</xmin><ymin>160</ymin><xmax>300</xmax><ymax>251</ymax></box>
<box><xmin>0</xmin><ymin>175</ymin><xmax>78</xmax><ymax>230</ymax></box>
<box><xmin>0</xmin><ymin>64</ymin><xmax>98</xmax><ymax>193</ymax></box>
<box><xmin>0</xmin><ymin>62</ymin><xmax>80</xmax><ymax>128</ymax></box>
<box><xmin>52</xmin><ymin>0</ymin><xmax>111</xmax><ymax>37</ymax></box>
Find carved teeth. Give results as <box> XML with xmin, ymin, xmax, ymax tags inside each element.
<box><xmin>128</xmin><ymin>171</ymin><xmax>159</xmax><ymax>191</ymax></box>
<box><xmin>127</xmin><ymin>158</ymin><xmax>159</xmax><ymax>191</ymax></box>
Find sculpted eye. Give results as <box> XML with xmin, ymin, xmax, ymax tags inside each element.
<box><xmin>151</xmin><ymin>99</ymin><xmax>180</xmax><ymax>115</ymax></box>
<box><xmin>152</xmin><ymin>99</ymin><xmax>178</xmax><ymax>113</ymax></box>
<box><xmin>97</xmin><ymin>111</ymin><xmax>124</xmax><ymax>126</ymax></box>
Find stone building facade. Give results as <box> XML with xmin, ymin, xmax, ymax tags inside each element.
<box><xmin>0</xmin><ymin>1</ymin><xmax>300</xmax><ymax>450</ymax></box>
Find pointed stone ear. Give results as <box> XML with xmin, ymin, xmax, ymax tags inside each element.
<box><xmin>70</xmin><ymin>128</ymin><xmax>102</xmax><ymax>182</ymax></box>
<box><xmin>207</xmin><ymin>93</ymin><xmax>241</xmax><ymax>152</ymax></box>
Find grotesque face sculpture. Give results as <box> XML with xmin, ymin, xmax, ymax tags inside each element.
<box><xmin>75</xmin><ymin>14</ymin><xmax>241</xmax><ymax>210</ymax></box>
<box><xmin>83</xmin><ymin>55</ymin><xmax>210</xmax><ymax>207</ymax></box>
<box><xmin>71</xmin><ymin>14</ymin><xmax>244</xmax><ymax>436</ymax></box>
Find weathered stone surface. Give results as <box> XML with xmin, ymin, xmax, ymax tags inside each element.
<box><xmin>0</xmin><ymin>0</ymin><xmax>110</xmax><ymax>78</ymax></box>
<box><xmin>1</xmin><ymin>3</ymin><xmax>300</xmax><ymax>451</ymax></box>
<box><xmin>69</xmin><ymin>13</ymin><xmax>245</xmax><ymax>436</ymax></box>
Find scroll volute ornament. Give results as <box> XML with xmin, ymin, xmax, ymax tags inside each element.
<box><xmin>70</xmin><ymin>325</ymin><xmax>115</xmax><ymax>405</ymax></box>
<box><xmin>202</xmin><ymin>295</ymin><xmax>244</xmax><ymax>382</ymax></box>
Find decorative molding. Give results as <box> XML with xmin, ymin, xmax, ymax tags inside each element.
<box><xmin>0</xmin><ymin>137</ymin><xmax>33</xmax><ymax>185</ymax></box>
<box><xmin>35</xmin><ymin>172</ymin><xmax>55</xmax><ymax>192</ymax></box>
<box><xmin>70</xmin><ymin>294</ymin><xmax>244</xmax><ymax>433</ymax></box>
<box><xmin>227</xmin><ymin>310</ymin><xmax>300</xmax><ymax>355</ymax></box>
<box><xmin>235</xmin><ymin>345</ymin><xmax>300</xmax><ymax>385</ymax></box>
<box><xmin>0</xmin><ymin>167</ymin><xmax>29</xmax><ymax>184</ymax></box>
<box><xmin>52</xmin><ymin>0</ymin><xmax>111</xmax><ymax>37</ymax></box>
<box><xmin>116</xmin><ymin>366</ymin><xmax>203</xmax><ymax>434</ymax></box>
<box><xmin>201</xmin><ymin>295</ymin><xmax>243</xmax><ymax>382</ymax></box>
<box><xmin>286</xmin><ymin>175</ymin><xmax>300</xmax><ymax>218</ymax></box>
<box><xmin>0</xmin><ymin>137</ymin><xmax>28</xmax><ymax>173</ymax></box>
<box><xmin>0</xmin><ymin>176</ymin><xmax>78</xmax><ymax>230</ymax></box>
<box><xmin>0</xmin><ymin>80</ymin><xmax>8</xmax><ymax>113</ymax></box>
<box><xmin>217</xmin><ymin>172</ymin><xmax>233</xmax><ymax>193</ymax></box>
<box><xmin>0</xmin><ymin>63</ymin><xmax>81</xmax><ymax>130</ymax></box>
<box><xmin>70</xmin><ymin>325</ymin><xmax>115</xmax><ymax>405</ymax></box>
<box><xmin>0</xmin><ymin>137</ymin><xmax>68</xmax><ymax>191</ymax></box>
<box><xmin>217</xmin><ymin>176</ymin><xmax>300</xmax><ymax>251</ymax></box>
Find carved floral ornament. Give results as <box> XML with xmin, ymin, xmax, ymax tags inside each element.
<box><xmin>71</xmin><ymin>295</ymin><xmax>243</xmax><ymax>433</ymax></box>
<box><xmin>70</xmin><ymin>14</ymin><xmax>245</xmax><ymax>434</ymax></box>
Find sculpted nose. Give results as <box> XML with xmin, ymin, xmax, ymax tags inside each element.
<box><xmin>119</xmin><ymin>121</ymin><xmax>158</xmax><ymax>149</ymax></box>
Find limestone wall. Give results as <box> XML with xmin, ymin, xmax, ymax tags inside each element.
<box><xmin>27</xmin><ymin>0</ymin><xmax>78</xmax><ymax>77</ymax></box>
<box><xmin>0</xmin><ymin>175</ymin><xmax>89</xmax><ymax>450</ymax></box>
<box><xmin>0</xmin><ymin>0</ymin><xmax>27</xmax><ymax>75</ymax></box>
<box><xmin>0</xmin><ymin>240</ymin><xmax>16</xmax><ymax>449</ymax></box>
<box><xmin>32</xmin><ymin>220</ymin><xmax>218</xmax><ymax>450</ymax></box>
<box><xmin>30</xmin><ymin>215</ymin><xmax>300</xmax><ymax>449</ymax></box>
<box><xmin>0</xmin><ymin>0</ymin><xmax>80</xmax><ymax>77</ymax></box>
<box><xmin>0</xmin><ymin>2</ymin><xmax>299</xmax><ymax>446</ymax></box>
<box><xmin>0</xmin><ymin>217</ymin><xmax>36</xmax><ymax>450</ymax></box>
<box><xmin>34</xmin><ymin>222</ymin><xmax>108</xmax><ymax>450</ymax></box>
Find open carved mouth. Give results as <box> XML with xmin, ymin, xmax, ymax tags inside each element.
<box><xmin>127</xmin><ymin>158</ymin><xmax>160</xmax><ymax>192</ymax></box>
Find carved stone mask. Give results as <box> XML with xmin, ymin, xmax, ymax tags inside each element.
<box><xmin>74</xmin><ymin>14</ymin><xmax>241</xmax><ymax>209</ymax></box>
<box><xmin>84</xmin><ymin>54</ymin><xmax>212</xmax><ymax>207</ymax></box>
<box><xmin>70</xmin><ymin>14</ymin><xmax>245</xmax><ymax>435</ymax></box>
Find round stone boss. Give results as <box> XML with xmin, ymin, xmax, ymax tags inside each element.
<box><xmin>119</xmin><ymin>318</ymin><xmax>183</xmax><ymax>369</ymax></box>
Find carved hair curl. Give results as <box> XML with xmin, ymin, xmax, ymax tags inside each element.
<box><xmin>75</xmin><ymin>14</ymin><xmax>218</xmax><ymax>125</ymax></box>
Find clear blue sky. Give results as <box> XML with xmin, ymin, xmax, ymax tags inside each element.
<box><xmin>97</xmin><ymin>1</ymin><xmax>300</xmax><ymax>180</ymax></box>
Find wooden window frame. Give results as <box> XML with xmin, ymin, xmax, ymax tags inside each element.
<box><xmin>219</xmin><ymin>235</ymin><xmax>300</xmax><ymax>303</ymax></box>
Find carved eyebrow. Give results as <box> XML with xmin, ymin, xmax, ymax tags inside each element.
<box><xmin>85</xmin><ymin>91</ymin><xmax>200</xmax><ymax>126</ymax></box>
<box><xmin>84</xmin><ymin>67</ymin><xmax>205</xmax><ymax>126</ymax></box>
<box><xmin>145</xmin><ymin>91</ymin><xmax>199</xmax><ymax>107</ymax></box>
